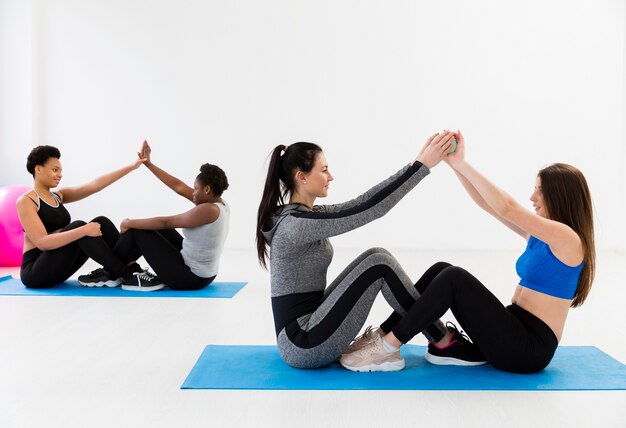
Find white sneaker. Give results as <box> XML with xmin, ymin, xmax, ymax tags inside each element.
<box><xmin>340</xmin><ymin>335</ymin><xmax>405</xmax><ymax>372</ymax></box>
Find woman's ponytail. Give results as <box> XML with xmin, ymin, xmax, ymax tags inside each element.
<box><xmin>256</xmin><ymin>142</ymin><xmax>322</xmax><ymax>269</ymax></box>
<box><xmin>256</xmin><ymin>145</ymin><xmax>287</xmax><ymax>269</ymax></box>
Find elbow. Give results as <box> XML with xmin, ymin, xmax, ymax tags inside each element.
<box><xmin>496</xmin><ymin>197</ymin><xmax>517</xmax><ymax>218</ymax></box>
<box><xmin>159</xmin><ymin>217</ymin><xmax>174</xmax><ymax>229</ymax></box>
<box><xmin>34</xmin><ymin>239</ymin><xmax>55</xmax><ymax>251</ymax></box>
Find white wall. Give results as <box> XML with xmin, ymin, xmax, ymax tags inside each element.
<box><xmin>1</xmin><ymin>0</ymin><xmax>624</xmax><ymax>250</ymax></box>
<box><xmin>0</xmin><ymin>0</ymin><xmax>34</xmax><ymax>184</ymax></box>
<box><xmin>621</xmin><ymin>0</ymin><xmax>626</xmax><ymax>250</ymax></box>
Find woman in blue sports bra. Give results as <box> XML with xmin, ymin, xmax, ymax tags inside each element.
<box><xmin>17</xmin><ymin>145</ymin><xmax>154</xmax><ymax>289</ymax></box>
<box><xmin>341</xmin><ymin>131</ymin><xmax>595</xmax><ymax>374</ymax></box>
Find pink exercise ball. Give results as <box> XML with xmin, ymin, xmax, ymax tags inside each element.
<box><xmin>0</xmin><ymin>185</ymin><xmax>30</xmax><ymax>266</ymax></box>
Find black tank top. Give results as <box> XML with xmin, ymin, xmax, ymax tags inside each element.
<box><xmin>29</xmin><ymin>191</ymin><xmax>71</xmax><ymax>233</ymax></box>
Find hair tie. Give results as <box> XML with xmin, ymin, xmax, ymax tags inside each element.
<box><xmin>283</xmin><ymin>144</ymin><xmax>289</xmax><ymax>153</ymax></box>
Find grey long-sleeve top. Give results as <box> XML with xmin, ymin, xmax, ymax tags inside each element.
<box><xmin>261</xmin><ymin>161</ymin><xmax>430</xmax><ymax>335</ymax></box>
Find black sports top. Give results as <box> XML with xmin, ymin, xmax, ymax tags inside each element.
<box><xmin>28</xmin><ymin>191</ymin><xmax>71</xmax><ymax>233</ymax></box>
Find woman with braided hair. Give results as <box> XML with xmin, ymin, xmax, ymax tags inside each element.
<box><xmin>113</xmin><ymin>141</ymin><xmax>230</xmax><ymax>291</ymax></box>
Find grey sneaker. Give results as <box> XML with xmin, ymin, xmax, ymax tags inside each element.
<box><xmin>342</xmin><ymin>326</ymin><xmax>384</xmax><ymax>355</ymax></box>
<box><xmin>340</xmin><ymin>335</ymin><xmax>405</xmax><ymax>372</ymax></box>
<box><xmin>121</xmin><ymin>270</ymin><xmax>164</xmax><ymax>292</ymax></box>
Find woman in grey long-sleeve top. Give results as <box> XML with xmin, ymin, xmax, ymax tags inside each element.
<box><xmin>255</xmin><ymin>132</ymin><xmax>455</xmax><ymax>371</ymax></box>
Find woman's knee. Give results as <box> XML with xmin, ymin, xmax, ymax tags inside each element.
<box><xmin>436</xmin><ymin>265</ymin><xmax>480</xmax><ymax>292</ymax></box>
<box><xmin>363</xmin><ymin>248</ymin><xmax>399</xmax><ymax>266</ymax></box>
<box><xmin>63</xmin><ymin>220</ymin><xmax>87</xmax><ymax>231</ymax></box>
<box><xmin>440</xmin><ymin>265</ymin><xmax>470</xmax><ymax>278</ymax></box>
<box><xmin>359</xmin><ymin>247</ymin><xmax>392</xmax><ymax>259</ymax></box>
<box><xmin>430</xmin><ymin>261</ymin><xmax>453</xmax><ymax>273</ymax></box>
<box><xmin>90</xmin><ymin>216</ymin><xmax>114</xmax><ymax>226</ymax></box>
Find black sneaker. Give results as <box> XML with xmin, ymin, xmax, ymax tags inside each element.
<box><xmin>425</xmin><ymin>323</ymin><xmax>487</xmax><ymax>366</ymax></box>
<box><xmin>78</xmin><ymin>268</ymin><xmax>121</xmax><ymax>288</ymax></box>
<box><xmin>121</xmin><ymin>270</ymin><xmax>165</xmax><ymax>292</ymax></box>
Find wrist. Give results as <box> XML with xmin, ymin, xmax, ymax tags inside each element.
<box><xmin>452</xmin><ymin>159</ymin><xmax>468</xmax><ymax>172</ymax></box>
<box><xmin>414</xmin><ymin>156</ymin><xmax>432</xmax><ymax>169</ymax></box>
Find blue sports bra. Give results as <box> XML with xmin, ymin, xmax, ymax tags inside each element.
<box><xmin>515</xmin><ymin>236</ymin><xmax>583</xmax><ymax>300</ymax></box>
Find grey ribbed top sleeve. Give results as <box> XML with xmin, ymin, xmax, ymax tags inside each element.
<box><xmin>276</xmin><ymin>161</ymin><xmax>430</xmax><ymax>245</ymax></box>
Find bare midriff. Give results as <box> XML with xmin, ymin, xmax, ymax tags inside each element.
<box><xmin>511</xmin><ymin>285</ymin><xmax>571</xmax><ymax>342</ymax></box>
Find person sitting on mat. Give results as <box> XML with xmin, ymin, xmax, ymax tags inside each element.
<box><xmin>112</xmin><ymin>140</ymin><xmax>230</xmax><ymax>291</ymax></box>
<box><xmin>340</xmin><ymin>130</ymin><xmax>595</xmax><ymax>374</ymax></box>
<box><xmin>17</xmin><ymin>144</ymin><xmax>152</xmax><ymax>289</ymax></box>
<box><xmin>256</xmin><ymin>132</ymin><xmax>474</xmax><ymax>370</ymax></box>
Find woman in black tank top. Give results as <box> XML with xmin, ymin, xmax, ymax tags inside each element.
<box><xmin>17</xmin><ymin>145</ymin><xmax>150</xmax><ymax>289</ymax></box>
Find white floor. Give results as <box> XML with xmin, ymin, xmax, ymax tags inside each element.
<box><xmin>0</xmin><ymin>248</ymin><xmax>624</xmax><ymax>428</ymax></box>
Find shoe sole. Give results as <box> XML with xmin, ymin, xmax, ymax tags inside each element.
<box><xmin>340</xmin><ymin>359</ymin><xmax>405</xmax><ymax>372</ymax></box>
<box><xmin>78</xmin><ymin>280</ymin><xmax>120</xmax><ymax>288</ymax></box>
<box><xmin>425</xmin><ymin>351</ymin><xmax>488</xmax><ymax>366</ymax></box>
<box><xmin>121</xmin><ymin>284</ymin><xmax>165</xmax><ymax>292</ymax></box>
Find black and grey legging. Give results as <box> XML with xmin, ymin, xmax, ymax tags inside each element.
<box><xmin>390</xmin><ymin>262</ymin><xmax>559</xmax><ymax>374</ymax></box>
<box><xmin>275</xmin><ymin>248</ymin><xmax>447</xmax><ymax>368</ymax></box>
<box><xmin>114</xmin><ymin>228</ymin><xmax>214</xmax><ymax>290</ymax></box>
<box><xmin>20</xmin><ymin>216</ymin><xmax>129</xmax><ymax>288</ymax></box>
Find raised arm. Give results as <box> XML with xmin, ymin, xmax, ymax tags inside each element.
<box><xmin>444</xmin><ymin>132</ymin><xmax>527</xmax><ymax>238</ymax></box>
<box><xmin>322</xmin><ymin>132</ymin><xmax>455</xmax><ymax>213</ymax></box>
<box><xmin>56</xmin><ymin>157</ymin><xmax>145</xmax><ymax>204</ymax></box>
<box><xmin>120</xmin><ymin>202</ymin><xmax>220</xmax><ymax>233</ymax></box>
<box><xmin>140</xmin><ymin>140</ymin><xmax>193</xmax><ymax>202</ymax></box>
<box><xmin>16</xmin><ymin>194</ymin><xmax>102</xmax><ymax>250</ymax></box>
<box><xmin>447</xmin><ymin>131</ymin><xmax>582</xmax><ymax>265</ymax></box>
<box><xmin>280</xmin><ymin>132</ymin><xmax>454</xmax><ymax>244</ymax></box>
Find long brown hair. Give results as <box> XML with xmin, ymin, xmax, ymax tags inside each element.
<box><xmin>256</xmin><ymin>142</ymin><xmax>323</xmax><ymax>269</ymax></box>
<box><xmin>539</xmin><ymin>163</ymin><xmax>595</xmax><ymax>307</ymax></box>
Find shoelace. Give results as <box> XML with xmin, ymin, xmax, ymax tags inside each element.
<box><xmin>133</xmin><ymin>270</ymin><xmax>157</xmax><ymax>284</ymax></box>
<box><xmin>350</xmin><ymin>326</ymin><xmax>374</xmax><ymax>345</ymax></box>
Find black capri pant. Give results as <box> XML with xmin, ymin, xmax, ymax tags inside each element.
<box><xmin>390</xmin><ymin>262</ymin><xmax>559</xmax><ymax>374</ymax></box>
<box><xmin>20</xmin><ymin>216</ymin><xmax>127</xmax><ymax>288</ymax></box>
<box><xmin>114</xmin><ymin>228</ymin><xmax>214</xmax><ymax>291</ymax></box>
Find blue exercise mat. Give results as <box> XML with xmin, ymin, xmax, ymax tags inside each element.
<box><xmin>181</xmin><ymin>344</ymin><xmax>626</xmax><ymax>390</ymax></box>
<box><xmin>0</xmin><ymin>275</ymin><xmax>246</xmax><ymax>298</ymax></box>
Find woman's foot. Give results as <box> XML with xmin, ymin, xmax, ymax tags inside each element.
<box><xmin>342</xmin><ymin>326</ymin><xmax>384</xmax><ymax>355</ymax></box>
<box><xmin>77</xmin><ymin>268</ymin><xmax>121</xmax><ymax>288</ymax></box>
<box><xmin>121</xmin><ymin>269</ymin><xmax>164</xmax><ymax>292</ymax></box>
<box><xmin>425</xmin><ymin>323</ymin><xmax>487</xmax><ymax>366</ymax></box>
<box><xmin>340</xmin><ymin>335</ymin><xmax>405</xmax><ymax>372</ymax></box>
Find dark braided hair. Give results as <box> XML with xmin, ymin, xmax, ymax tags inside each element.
<box><xmin>197</xmin><ymin>163</ymin><xmax>229</xmax><ymax>197</ymax></box>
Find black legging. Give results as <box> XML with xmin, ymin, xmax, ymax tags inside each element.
<box><xmin>114</xmin><ymin>228</ymin><xmax>214</xmax><ymax>290</ymax></box>
<box><xmin>386</xmin><ymin>262</ymin><xmax>559</xmax><ymax>374</ymax></box>
<box><xmin>20</xmin><ymin>216</ymin><xmax>128</xmax><ymax>288</ymax></box>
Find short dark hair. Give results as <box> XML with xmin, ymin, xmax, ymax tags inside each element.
<box><xmin>197</xmin><ymin>163</ymin><xmax>229</xmax><ymax>197</ymax></box>
<box><xmin>26</xmin><ymin>145</ymin><xmax>61</xmax><ymax>177</ymax></box>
